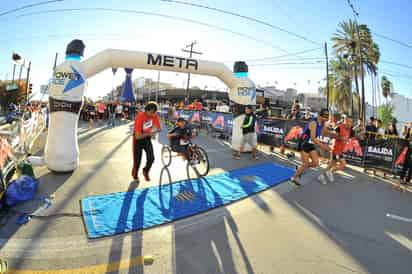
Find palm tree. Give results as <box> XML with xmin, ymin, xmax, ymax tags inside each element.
<box><xmin>329</xmin><ymin>57</ymin><xmax>352</xmax><ymax>114</ymax></box>
<box><xmin>332</xmin><ymin>20</ymin><xmax>380</xmax><ymax>121</ymax></box>
<box><xmin>381</xmin><ymin>75</ymin><xmax>393</xmax><ymax>103</ymax></box>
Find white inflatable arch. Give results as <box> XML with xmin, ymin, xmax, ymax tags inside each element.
<box><xmin>46</xmin><ymin>47</ymin><xmax>255</xmax><ymax>172</ymax></box>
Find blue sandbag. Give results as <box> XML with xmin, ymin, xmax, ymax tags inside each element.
<box><xmin>6</xmin><ymin>175</ymin><xmax>38</xmax><ymax>206</ymax></box>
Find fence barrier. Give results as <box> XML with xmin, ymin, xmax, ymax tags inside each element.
<box><xmin>164</xmin><ymin>109</ymin><xmax>410</xmax><ymax>176</ymax></box>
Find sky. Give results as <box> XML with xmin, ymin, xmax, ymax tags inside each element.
<box><xmin>0</xmin><ymin>0</ymin><xmax>411</xmax><ymax>103</ymax></box>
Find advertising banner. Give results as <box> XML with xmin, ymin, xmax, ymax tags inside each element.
<box><xmin>363</xmin><ymin>138</ymin><xmax>397</xmax><ymax>172</ymax></box>
<box><xmin>283</xmin><ymin>120</ymin><xmax>306</xmax><ymax>150</ymax></box>
<box><xmin>258</xmin><ymin>119</ymin><xmax>286</xmax><ymax>147</ymax></box>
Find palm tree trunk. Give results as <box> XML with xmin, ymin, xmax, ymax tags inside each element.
<box><xmin>353</xmin><ymin>67</ymin><xmax>361</xmax><ymax>119</ymax></box>
<box><xmin>361</xmin><ymin>67</ymin><xmax>366</xmax><ymax>122</ymax></box>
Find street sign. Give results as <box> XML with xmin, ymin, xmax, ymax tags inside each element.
<box><xmin>6</xmin><ymin>83</ymin><xmax>19</xmax><ymax>92</ymax></box>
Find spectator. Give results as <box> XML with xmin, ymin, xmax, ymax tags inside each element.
<box><xmin>116</xmin><ymin>103</ymin><xmax>123</xmax><ymax>123</ymax></box>
<box><xmin>216</xmin><ymin>101</ymin><xmax>230</xmax><ymax>113</ymax></box>
<box><xmin>193</xmin><ymin>99</ymin><xmax>203</xmax><ymax>111</ymax></box>
<box><xmin>234</xmin><ymin>105</ymin><xmax>258</xmax><ymax>160</ymax></box>
<box><xmin>129</xmin><ymin>102</ymin><xmax>136</xmax><ymax>121</ymax></box>
<box><xmin>87</xmin><ymin>103</ymin><xmax>96</xmax><ymax>129</ymax></box>
<box><xmin>376</xmin><ymin>119</ymin><xmax>385</xmax><ymax>135</ymax></box>
<box><xmin>287</xmin><ymin>104</ymin><xmax>301</xmax><ymax>120</ymax></box>
<box><xmin>385</xmin><ymin>122</ymin><xmax>398</xmax><ymax>136</ymax></box>
<box><xmin>107</xmin><ymin>101</ymin><xmax>116</xmax><ymax>128</ymax></box>
<box><xmin>97</xmin><ymin>101</ymin><xmax>106</xmax><ymax>122</ymax></box>
<box><xmin>304</xmin><ymin>110</ymin><xmax>311</xmax><ymax>120</ymax></box>
<box><xmin>401</xmin><ymin>125</ymin><xmax>409</xmax><ymax>139</ymax></box>
<box><xmin>365</xmin><ymin>117</ymin><xmax>377</xmax><ymax>140</ymax></box>
<box><xmin>400</xmin><ymin>127</ymin><xmax>412</xmax><ymax>185</ymax></box>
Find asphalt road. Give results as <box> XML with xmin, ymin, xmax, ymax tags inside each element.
<box><xmin>1</xmin><ymin>120</ymin><xmax>411</xmax><ymax>274</ymax></box>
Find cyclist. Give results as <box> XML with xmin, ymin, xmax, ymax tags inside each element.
<box><xmin>167</xmin><ymin>118</ymin><xmax>196</xmax><ymax>164</ymax></box>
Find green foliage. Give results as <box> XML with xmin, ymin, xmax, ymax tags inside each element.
<box><xmin>377</xmin><ymin>103</ymin><xmax>395</xmax><ymax>127</ymax></box>
<box><xmin>0</xmin><ymin>80</ymin><xmax>27</xmax><ymax>112</ymax></box>
<box><xmin>381</xmin><ymin>75</ymin><xmax>393</xmax><ymax>99</ymax></box>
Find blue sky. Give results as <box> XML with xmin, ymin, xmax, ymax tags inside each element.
<box><xmin>0</xmin><ymin>0</ymin><xmax>411</xmax><ymax>102</ymax></box>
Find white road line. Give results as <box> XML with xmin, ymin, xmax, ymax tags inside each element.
<box><xmin>386</xmin><ymin>213</ymin><xmax>412</xmax><ymax>223</ymax></box>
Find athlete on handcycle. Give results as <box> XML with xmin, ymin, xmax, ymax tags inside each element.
<box><xmin>167</xmin><ymin>117</ymin><xmax>197</xmax><ymax>164</ymax></box>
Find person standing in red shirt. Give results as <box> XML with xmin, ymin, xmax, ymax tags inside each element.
<box><xmin>132</xmin><ymin>102</ymin><xmax>161</xmax><ymax>182</ymax></box>
<box><xmin>319</xmin><ymin>115</ymin><xmax>353</xmax><ymax>184</ymax></box>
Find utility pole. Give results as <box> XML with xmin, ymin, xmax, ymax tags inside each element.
<box><xmin>182</xmin><ymin>41</ymin><xmax>202</xmax><ymax>104</ymax></box>
<box><xmin>25</xmin><ymin>61</ymin><xmax>31</xmax><ymax>104</ymax></box>
<box><xmin>347</xmin><ymin>0</ymin><xmax>365</xmax><ymax>124</ymax></box>
<box><xmin>53</xmin><ymin>53</ymin><xmax>58</xmax><ymax>71</ymax></box>
<box><xmin>156</xmin><ymin>70</ymin><xmax>160</xmax><ymax>103</ymax></box>
<box><xmin>324</xmin><ymin>42</ymin><xmax>330</xmax><ymax>110</ymax></box>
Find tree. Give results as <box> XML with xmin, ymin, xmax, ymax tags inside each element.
<box><xmin>0</xmin><ymin>80</ymin><xmax>27</xmax><ymax>112</ymax></box>
<box><xmin>381</xmin><ymin>75</ymin><xmax>393</xmax><ymax>103</ymax></box>
<box><xmin>328</xmin><ymin>57</ymin><xmax>352</xmax><ymax>114</ymax></box>
<box><xmin>332</xmin><ymin>20</ymin><xmax>380</xmax><ymax>122</ymax></box>
<box><xmin>377</xmin><ymin>103</ymin><xmax>395</xmax><ymax>127</ymax></box>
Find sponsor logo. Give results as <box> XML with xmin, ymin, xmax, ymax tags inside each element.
<box><xmin>237</xmin><ymin>87</ymin><xmax>256</xmax><ymax>101</ymax></box>
<box><xmin>367</xmin><ymin>146</ymin><xmax>393</xmax><ymax>156</ymax></box>
<box><xmin>51</xmin><ymin>66</ymin><xmax>85</xmax><ymax>93</ymax></box>
<box><xmin>263</xmin><ymin>126</ymin><xmax>284</xmax><ymax>134</ymax></box>
<box><xmin>49</xmin><ymin>97</ymin><xmax>82</xmax><ymax>114</ymax></box>
<box><xmin>147</xmin><ymin>53</ymin><xmax>198</xmax><ymax>70</ymax></box>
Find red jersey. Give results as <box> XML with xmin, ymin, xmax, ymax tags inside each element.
<box><xmin>134</xmin><ymin>112</ymin><xmax>160</xmax><ymax>135</ymax></box>
<box><xmin>194</xmin><ymin>102</ymin><xmax>203</xmax><ymax>111</ymax></box>
<box><xmin>332</xmin><ymin>124</ymin><xmax>352</xmax><ymax>155</ymax></box>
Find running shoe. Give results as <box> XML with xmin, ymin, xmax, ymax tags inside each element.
<box><xmin>326</xmin><ymin>170</ymin><xmax>335</xmax><ymax>182</ymax></box>
<box><xmin>318</xmin><ymin>174</ymin><xmax>328</xmax><ymax>185</ymax></box>
<box><xmin>142</xmin><ymin>168</ymin><xmax>151</xmax><ymax>182</ymax></box>
<box><xmin>290</xmin><ymin>177</ymin><xmax>301</xmax><ymax>186</ymax></box>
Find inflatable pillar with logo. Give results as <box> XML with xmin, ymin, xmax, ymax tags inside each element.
<box><xmin>45</xmin><ymin>40</ymin><xmax>255</xmax><ymax>172</ymax></box>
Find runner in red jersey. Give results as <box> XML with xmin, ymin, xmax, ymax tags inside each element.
<box><xmin>319</xmin><ymin>115</ymin><xmax>353</xmax><ymax>184</ymax></box>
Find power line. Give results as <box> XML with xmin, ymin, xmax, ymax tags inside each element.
<box><xmin>17</xmin><ymin>8</ymin><xmax>292</xmax><ymax>54</ymax></box>
<box><xmin>224</xmin><ymin>47</ymin><xmax>322</xmax><ymax>63</ymax></box>
<box><xmin>381</xmin><ymin>60</ymin><xmax>412</xmax><ymax>70</ymax></box>
<box><xmin>250</xmin><ymin>61</ymin><xmax>325</xmax><ymax>66</ymax></box>
<box><xmin>0</xmin><ymin>0</ymin><xmax>63</xmax><ymax>18</ymax></box>
<box><xmin>373</xmin><ymin>32</ymin><xmax>412</xmax><ymax>50</ymax></box>
<box><xmin>160</xmin><ymin>0</ymin><xmax>321</xmax><ymax>45</ymax></box>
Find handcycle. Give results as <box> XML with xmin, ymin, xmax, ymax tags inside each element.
<box><xmin>161</xmin><ymin>139</ymin><xmax>210</xmax><ymax>177</ymax></box>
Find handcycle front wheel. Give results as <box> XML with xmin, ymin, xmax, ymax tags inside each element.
<box><xmin>161</xmin><ymin>145</ymin><xmax>172</xmax><ymax>167</ymax></box>
<box><xmin>189</xmin><ymin>146</ymin><xmax>210</xmax><ymax>177</ymax></box>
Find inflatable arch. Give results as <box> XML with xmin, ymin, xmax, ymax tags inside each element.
<box><xmin>45</xmin><ymin>40</ymin><xmax>255</xmax><ymax>172</ymax></box>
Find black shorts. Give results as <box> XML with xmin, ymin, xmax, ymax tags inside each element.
<box><xmin>300</xmin><ymin>141</ymin><xmax>316</xmax><ymax>153</ymax></box>
<box><xmin>171</xmin><ymin>144</ymin><xmax>189</xmax><ymax>154</ymax></box>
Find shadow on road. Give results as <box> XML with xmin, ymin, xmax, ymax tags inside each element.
<box><xmin>10</xmin><ymin>133</ymin><xmax>132</xmax><ymax>269</ymax></box>
<box><xmin>279</xmin><ymin>165</ymin><xmax>412</xmax><ymax>274</ymax></box>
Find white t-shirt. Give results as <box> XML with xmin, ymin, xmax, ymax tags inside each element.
<box><xmin>217</xmin><ymin>105</ymin><xmax>229</xmax><ymax>112</ymax></box>
<box><xmin>378</xmin><ymin>128</ymin><xmax>385</xmax><ymax>135</ymax></box>
<box><xmin>116</xmin><ymin>105</ymin><xmax>123</xmax><ymax>114</ymax></box>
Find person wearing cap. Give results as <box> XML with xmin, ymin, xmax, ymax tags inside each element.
<box><xmin>167</xmin><ymin>117</ymin><xmax>195</xmax><ymax>163</ymax></box>
<box><xmin>291</xmin><ymin>108</ymin><xmax>333</xmax><ymax>186</ymax></box>
<box><xmin>132</xmin><ymin>102</ymin><xmax>161</xmax><ymax>182</ymax></box>
<box><xmin>234</xmin><ymin>105</ymin><xmax>258</xmax><ymax>160</ymax></box>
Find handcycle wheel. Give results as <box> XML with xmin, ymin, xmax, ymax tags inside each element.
<box><xmin>189</xmin><ymin>146</ymin><xmax>210</xmax><ymax>177</ymax></box>
<box><xmin>161</xmin><ymin>146</ymin><xmax>172</xmax><ymax>167</ymax></box>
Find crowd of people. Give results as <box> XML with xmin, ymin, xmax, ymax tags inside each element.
<box><xmin>80</xmin><ymin>101</ymin><xmax>143</xmax><ymax>128</ymax></box>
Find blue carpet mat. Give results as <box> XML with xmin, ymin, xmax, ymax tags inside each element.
<box><xmin>81</xmin><ymin>162</ymin><xmax>294</xmax><ymax>238</ymax></box>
